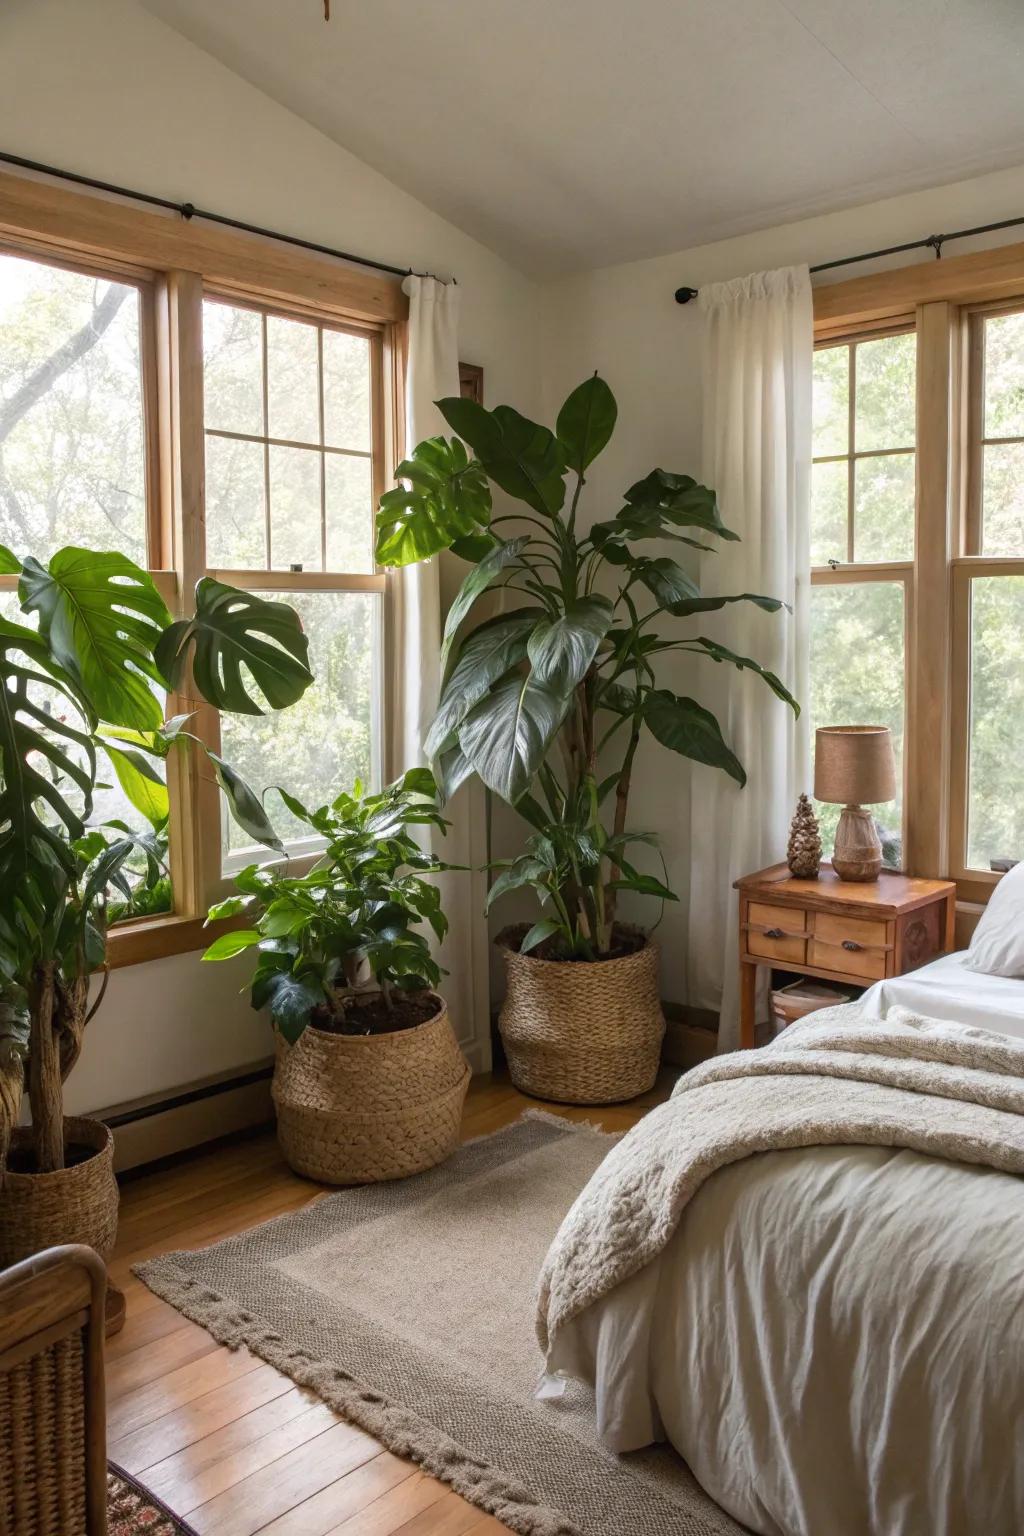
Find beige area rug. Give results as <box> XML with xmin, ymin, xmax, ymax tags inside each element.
<box><xmin>135</xmin><ymin>1112</ymin><xmax>744</xmax><ymax>1536</ymax></box>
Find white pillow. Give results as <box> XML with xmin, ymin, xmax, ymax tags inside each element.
<box><xmin>964</xmin><ymin>861</ymin><xmax>1024</xmax><ymax>977</ymax></box>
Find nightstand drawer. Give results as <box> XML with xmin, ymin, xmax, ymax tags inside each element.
<box><xmin>745</xmin><ymin>902</ymin><xmax>808</xmax><ymax>964</ymax></box>
<box><xmin>809</xmin><ymin>912</ymin><xmax>890</xmax><ymax>980</ymax></box>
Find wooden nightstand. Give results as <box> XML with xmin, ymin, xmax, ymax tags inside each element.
<box><xmin>735</xmin><ymin>863</ymin><xmax>956</xmax><ymax>1049</ymax></box>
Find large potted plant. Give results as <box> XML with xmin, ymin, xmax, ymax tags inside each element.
<box><xmin>375</xmin><ymin>376</ymin><xmax>798</xmax><ymax>1102</ymax></box>
<box><xmin>0</xmin><ymin>545</ymin><xmax>311</xmax><ymax>1282</ymax></box>
<box><xmin>202</xmin><ymin>770</ymin><xmax>470</xmax><ymax>1184</ymax></box>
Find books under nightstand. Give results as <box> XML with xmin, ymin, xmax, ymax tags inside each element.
<box><xmin>735</xmin><ymin>862</ymin><xmax>956</xmax><ymax>1050</ymax></box>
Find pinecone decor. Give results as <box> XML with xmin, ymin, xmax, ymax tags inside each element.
<box><xmin>787</xmin><ymin>793</ymin><xmax>822</xmax><ymax>879</ymax></box>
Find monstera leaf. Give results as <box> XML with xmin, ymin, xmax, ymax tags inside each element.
<box><xmin>375</xmin><ymin>436</ymin><xmax>492</xmax><ymax>567</ymax></box>
<box><xmin>18</xmin><ymin>548</ymin><xmax>170</xmax><ymax>730</ymax></box>
<box><xmin>0</xmin><ymin>616</ymin><xmax>95</xmax><ymax>906</ymax></box>
<box><xmin>155</xmin><ymin>579</ymin><xmax>313</xmax><ymax>716</ymax></box>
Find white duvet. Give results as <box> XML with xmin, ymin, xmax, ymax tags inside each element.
<box><xmin>545</xmin><ymin>1003</ymin><xmax>1024</xmax><ymax>1536</ymax></box>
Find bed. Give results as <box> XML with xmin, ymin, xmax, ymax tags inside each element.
<box><xmin>536</xmin><ymin>982</ymin><xmax>1024</xmax><ymax>1536</ymax></box>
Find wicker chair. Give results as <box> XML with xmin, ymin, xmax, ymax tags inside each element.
<box><xmin>0</xmin><ymin>1245</ymin><xmax>108</xmax><ymax>1535</ymax></box>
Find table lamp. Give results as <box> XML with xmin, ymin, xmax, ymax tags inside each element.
<box><xmin>813</xmin><ymin>726</ymin><xmax>896</xmax><ymax>882</ymax></box>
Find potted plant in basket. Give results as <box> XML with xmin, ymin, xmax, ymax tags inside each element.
<box><xmin>202</xmin><ymin>769</ymin><xmax>470</xmax><ymax>1185</ymax></box>
<box><xmin>0</xmin><ymin>544</ymin><xmax>312</xmax><ymax>1294</ymax></box>
<box><xmin>374</xmin><ymin>376</ymin><xmax>799</xmax><ymax>1103</ymax></box>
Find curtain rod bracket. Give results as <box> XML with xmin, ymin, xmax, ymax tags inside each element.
<box><xmin>924</xmin><ymin>233</ymin><xmax>945</xmax><ymax>260</ymax></box>
<box><xmin>180</xmin><ymin>202</ymin><xmax>195</xmax><ymax>222</ymax></box>
<box><xmin>674</xmin><ymin>286</ymin><xmax>699</xmax><ymax>305</ymax></box>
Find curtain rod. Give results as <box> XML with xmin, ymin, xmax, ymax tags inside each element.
<box><xmin>673</xmin><ymin>214</ymin><xmax>1024</xmax><ymax>304</ymax></box>
<box><xmin>0</xmin><ymin>149</ymin><xmax>441</xmax><ymax>285</ymax></box>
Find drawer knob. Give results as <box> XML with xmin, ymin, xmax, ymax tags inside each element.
<box><xmin>842</xmin><ymin>939</ymin><xmax>862</xmax><ymax>952</ymax></box>
<box><xmin>765</xmin><ymin>927</ymin><xmax>784</xmax><ymax>940</ymax></box>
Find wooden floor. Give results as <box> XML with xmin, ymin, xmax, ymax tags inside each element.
<box><xmin>106</xmin><ymin>1070</ymin><xmax>675</xmax><ymax>1535</ymax></box>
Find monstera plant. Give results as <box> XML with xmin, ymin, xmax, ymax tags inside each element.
<box><xmin>0</xmin><ymin>545</ymin><xmax>311</xmax><ymax>1224</ymax></box>
<box><xmin>376</xmin><ymin>375</ymin><xmax>798</xmax><ymax>959</ymax></box>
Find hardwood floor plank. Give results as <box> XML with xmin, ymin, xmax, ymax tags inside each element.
<box><xmin>186</xmin><ymin>1419</ymin><xmax>381</xmax><ymax>1536</ymax></box>
<box><xmin>109</xmin><ymin>1363</ymin><xmax>299</xmax><ymax>1474</ymax></box>
<box><xmin>321</xmin><ymin>1472</ymin><xmax>449</xmax><ymax>1536</ymax></box>
<box><xmin>108</xmin><ymin>1345</ymin><xmax>264</xmax><ymax>1441</ymax></box>
<box><xmin>148</xmin><ymin>1399</ymin><xmax>340</xmax><ymax>1512</ymax></box>
<box><xmin>257</xmin><ymin>1450</ymin><xmax>414</xmax><ymax>1535</ymax></box>
<box><xmin>390</xmin><ymin>1491</ymin><xmax>494</xmax><ymax>1536</ymax></box>
<box><xmin>105</xmin><ymin>1319</ymin><xmax>220</xmax><ymax>1397</ymax></box>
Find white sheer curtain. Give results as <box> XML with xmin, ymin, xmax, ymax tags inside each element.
<box><xmin>387</xmin><ymin>275</ymin><xmax>491</xmax><ymax>1070</ymax></box>
<box><xmin>686</xmin><ymin>267</ymin><xmax>813</xmax><ymax>1052</ymax></box>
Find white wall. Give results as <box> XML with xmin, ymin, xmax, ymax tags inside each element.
<box><xmin>0</xmin><ymin>0</ymin><xmax>542</xmax><ymax>1110</ymax></box>
<box><xmin>536</xmin><ymin>161</ymin><xmax>1024</xmax><ymax>1007</ymax></box>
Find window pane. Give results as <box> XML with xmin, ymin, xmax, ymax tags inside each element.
<box><xmin>812</xmin><ymin>346</ymin><xmax>848</xmax><ymax>457</ymax></box>
<box><xmin>266</xmin><ymin>315</ymin><xmax>319</xmax><ymax>445</ymax></box>
<box><xmin>981</xmin><ymin>441</ymin><xmax>1024</xmax><ymax>556</ymax></box>
<box><xmin>853</xmin><ymin>452</ymin><xmax>915</xmax><ymax>562</ymax></box>
<box><xmin>203</xmin><ymin>301</ymin><xmax>263</xmax><ymax>437</ymax></box>
<box><xmin>855</xmin><ymin>333</ymin><xmax>916</xmax><ymax>452</ymax></box>
<box><xmin>205</xmin><ymin>435</ymin><xmax>267</xmax><ymax>568</ymax></box>
<box><xmin>0</xmin><ymin>252</ymin><xmax>147</xmax><ymax>565</ymax></box>
<box><xmin>325</xmin><ymin>455</ymin><xmax>373</xmax><ymax>572</ymax></box>
<box><xmin>809</xmin><ymin>581</ymin><xmax>905</xmax><ymax>868</ymax></box>
<box><xmin>269</xmin><ymin>445</ymin><xmax>321</xmax><ymax>570</ymax></box>
<box><xmin>967</xmin><ymin>576</ymin><xmax>1024</xmax><ymax>870</ymax></box>
<box><xmin>810</xmin><ymin>459</ymin><xmax>847</xmax><ymax>566</ymax></box>
<box><xmin>323</xmin><ymin>329</ymin><xmax>371</xmax><ymax>452</ymax></box>
<box><xmin>983</xmin><ymin>311</ymin><xmax>1024</xmax><ymax>440</ymax></box>
<box><xmin>219</xmin><ymin>589</ymin><xmax>380</xmax><ymax>862</ymax></box>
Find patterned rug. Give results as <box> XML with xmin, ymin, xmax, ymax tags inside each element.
<box><xmin>108</xmin><ymin>1464</ymin><xmax>198</xmax><ymax>1535</ymax></box>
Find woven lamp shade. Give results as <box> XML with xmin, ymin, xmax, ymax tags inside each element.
<box><xmin>814</xmin><ymin>726</ymin><xmax>896</xmax><ymax>805</ymax></box>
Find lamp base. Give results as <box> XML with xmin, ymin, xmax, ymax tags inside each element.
<box><xmin>832</xmin><ymin>805</ymin><xmax>881</xmax><ymax>882</ymax></box>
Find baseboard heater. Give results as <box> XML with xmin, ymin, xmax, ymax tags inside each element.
<box><xmin>99</xmin><ymin>1062</ymin><xmax>275</xmax><ymax>1173</ymax></box>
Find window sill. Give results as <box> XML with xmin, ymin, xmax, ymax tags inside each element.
<box><xmin>107</xmin><ymin>912</ymin><xmax>247</xmax><ymax>969</ymax></box>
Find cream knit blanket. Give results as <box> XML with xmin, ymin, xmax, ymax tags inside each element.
<box><xmin>536</xmin><ymin>1004</ymin><xmax>1024</xmax><ymax>1357</ymax></box>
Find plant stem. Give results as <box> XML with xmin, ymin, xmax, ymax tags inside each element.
<box><xmin>604</xmin><ymin>717</ymin><xmax>642</xmax><ymax>939</ymax></box>
<box><xmin>28</xmin><ymin>963</ymin><xmax>63</xmax><ymax>1173</ymax></box>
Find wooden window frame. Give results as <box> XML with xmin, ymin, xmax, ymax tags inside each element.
<box><xmin>814</xmin><ymin>246</ymin><xmax>1024</xmax><ymax>906</ymax></box>
<box><xmin>0</xmin><ymin>168</ymin><xmax>407</xmax><ymax>966</ymax></box>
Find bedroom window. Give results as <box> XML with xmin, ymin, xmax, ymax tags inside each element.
<box><xmin>0</xmin><ymin>246</ymin><xmax>173</xmax><ymax>920</ymax></box>
<box><xmin>201</xmin><ymin>298</ymin><xmax>386</xmax><ymax>875</ymax></box>
<box><xmin>809</xmin><ymin>330</ymin><xmax>915</xmax><ymax>867</ymax></box>
<box><xmin>952</xmin><ymin>305</ymin><xmax>1024</xmax><ymax>881</ymax></box>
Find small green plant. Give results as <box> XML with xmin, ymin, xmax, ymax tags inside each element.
<box><xmin>203</xmin><ymin>769</ymin><xmax>450</xmax><ymax>1041</ymax></box>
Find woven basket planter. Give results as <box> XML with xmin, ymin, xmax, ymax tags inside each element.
<box><xmin>0</xmin><ymin>1116</ymin><xmax>118</xmax><ymax>1267</ymax></box>
<box><xmin>496</xmin><ymin>924</ymin><xmax>666</xmax><ymax>1104</ymax></box>
<box><xmin>273</xmin><ymin>994</ymin><xmax>471</xmax><ymax>1185</ymax></box>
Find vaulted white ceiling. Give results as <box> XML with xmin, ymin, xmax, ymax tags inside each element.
<box><xmin>141</xmin><ymin>0</ymin><xmax>1024</xmax><ymax>275</ymax></box>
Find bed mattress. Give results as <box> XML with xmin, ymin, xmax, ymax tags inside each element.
<box><xmin>858</xmin><ymin>949</ymin><xmax>1024</xmax><ymax>1039</ymax></box>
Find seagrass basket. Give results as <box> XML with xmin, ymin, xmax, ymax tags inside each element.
<box><xmin>496</xmin><ymin>924</ymin><xmax>666</xmax><ymax>1104</ymax></box>
<box><xmin>273</xmin><ymin>994</ymin><xmax>471</xmax><ymax>1184</ymax></box>
<box><xmin>0</xmin><ymin>1118</ymin><xmax>118</xmax><ymax>1269</ymax></box>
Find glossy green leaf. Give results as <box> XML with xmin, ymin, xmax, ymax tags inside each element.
<box><xmin>202</xmin><ymin>928</ymin><xmax>263</xmax><ymax>960</ymax></box>
<box><xmin>265</xmin><ymin>972</ymin><xmax>327</xmax><ymax>1043</ymax></box>
<box><xmin>427</xmin><ymin>607</ymin><xmax>541</xmax><ymax>759</ymax></box>
<box><xmin>642</xmin><ymin>689</ymin><xmax>746</xmax><ymax>786</ymax></box>
<box><xmin>519</xmin><ymin>917</ymin><xmax>563</xmax><ymax>953</ymax></box>
<box><xmin>631</xmin><ymin>556</ymin><xmax>700</xmax><ymax>611</ymax></box>
<box><xmin>155</xmin><ymin>579</ymin><xmax>312</xmax><ymax>716</ymax></box>
<box><xmin>102</xmin><ymin>743</ymin><xmax>169</xmax><ymax>829</ymax></box>
<box><xmin>438</xmin><ymin>397</ymin><xmax>566</xmax><ymax>517</ymax></box>
<box><xmin>623</xmin><ymin>469</ymin><xmax>738</xmax><ymax>541</ymax></box>
<box><xmin>527</xmin><ymin>595</ymin><xmax>613</xmax><ymax>692</ymax></box>
<box><xmin>375</xmin><ymin>436</ymin><xmax>492</xmax><ymax>566</ymax></box>
<box><xmin>605</xmin><ymin>874</ymin><xmax>678</xmax><ymax>901</ymax></box>
<box><xmin>205</xmin><ymin>895</ymin><xmax>251</xmax><ymax>922</ymax></box>
<box><xmin>205</xmin><ymin>749</ymin><xmax>284</xmax><ymax>851</ymax></box>
<box><xmin>19</xmin><ymin>547</ymin><xmax>170</xmax><ymax>730</ymax></box>
<box><xmin>0</xmin><ymin>546</ymin><xmax>21</xmax><ymax>575</ymax></box>
<box><xmin>485</xmin><ymin>856</ymin><xmax>550</xmax><ymax>911</ymax></box>
<box><xmin>556</xmin><ymin>375</ymin><xmax>617</xmax><ymax>475</ymax></box>
<box><xmin>663</xmin><ymin>591</ymin><xmax>787</xmax><ymax>618</ymax></box>
<box><xmin>686</xmin><ymin>636</ymin><xmax>799</xmax><ymax>712</ymax></box>
<box><xmin>458</xmin><ymin>672</ymin><xmax>570</xmax><ymax>803</ymax></box>
<box><xmin>440</xmin><ymin>537</ymin><xmax>527</xmax><ymax>672</ymax></box>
